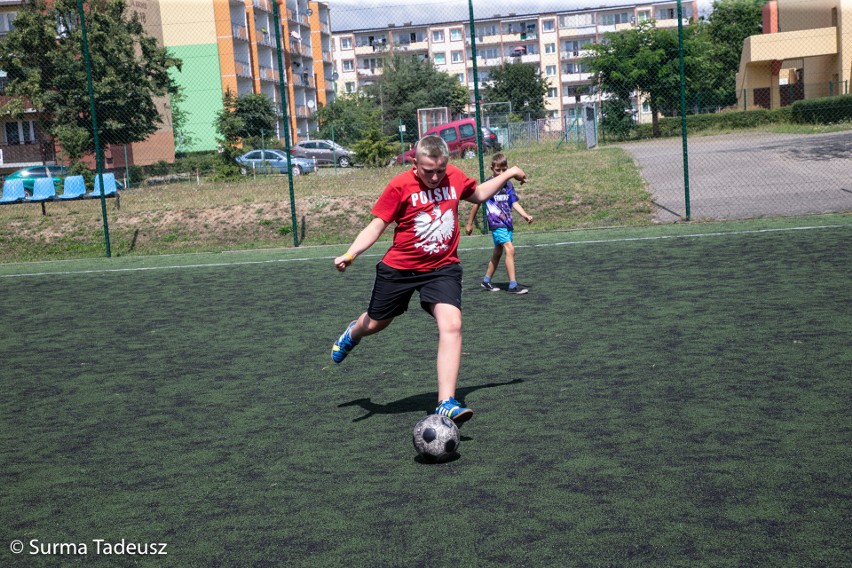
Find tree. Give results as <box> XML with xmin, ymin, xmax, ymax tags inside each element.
<box><xmin>214</xmin><ymin>90</ymin><xmax>276</xmax><ymax>159</ymax></box>
<box><xmin>314</xmin><ymin>92</ymin><xmax>382</xmax><ymax>147</ymax></box>
<box><xmin>168</xmin><ymin>87</ymin><xmax>195</xmax><ymax>155</ymax></box>
<box><xmin>351</xmin><ymin>127</ymin><xmax>397</xmax><ymax>167</ymax></box>
<box><xmin>483</xmin><ymin>62</ymin><xmax>550</xmax><ymax>121</ymax></box>
<box><xmin>586</xmin><ymin>20</ymin><xmax>711</xmax><ymax>137</ymax></box>
<box><xmin>366</xmin><ymin>55</ymin><xmax>468</xmax><ymax>144</ymax></box>
<box><xmin>705</xmin><ymin>0</ymin><xmax>768</xmax><ymax>107</ymax></box>
<box><xmin>0</xmin><ymin>0</ymin><xmax>181</xmax><ymax>163</ymax></box>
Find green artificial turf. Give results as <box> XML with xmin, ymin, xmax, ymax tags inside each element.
<box><xmin>1</xmin><ymin>218</ymin><xmax>850</xmax><ymax>567</ymax></box>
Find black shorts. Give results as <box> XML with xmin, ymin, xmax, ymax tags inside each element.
<box><xmin>367</xmin><ymin>262</ymin><xmax>463</xmax><ymax>321</ymax></box>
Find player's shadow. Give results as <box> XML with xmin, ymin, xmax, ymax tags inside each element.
<box><xmin>338</xmin><ymin>378</ymin><xmax>524</xmax><ymax>422</ymax></box>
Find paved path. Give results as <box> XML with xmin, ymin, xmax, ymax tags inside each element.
<box><xmin>617</xmin><ymin>130</ymin><xmax>852</xmax><ymax>222</ymax></box>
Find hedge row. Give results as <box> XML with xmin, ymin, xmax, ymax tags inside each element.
<box><xmin>633</xmin><ymin>107</ymin><xmax>793</xmax><ymax>139</ymax></box>
<box><xmin>790</xmin><ymin>95</ymin><xmax>852</xmax><ymax>124</ymax></box>
<box><xmin>622</xmin><ymin>95</ymin><xmax>852</xmax><ymax>141</ymax></box>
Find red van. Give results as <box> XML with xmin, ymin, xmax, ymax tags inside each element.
<box><xmin>395</xmin><ymin>118</ymin><xmax>501</xmax><ymax>165</ymax></box>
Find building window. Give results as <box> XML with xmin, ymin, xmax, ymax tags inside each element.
<box><xmin>450</xmin><ymin>28</ymin><xmax>463</xmax><ymax>41</ymax></box>
<box><xmin>547</xmin><ymin>87</ymin><xmax>558</xmax><ymax>98</ymax></box>
<box><xmin>599</xmin><ymin>12</ymin><xmax>631</xmax><ymax>26</ymax></box>
<box><xmin>560</xmin><ymin>13</ymin><xmax>594</xmax><ymax>29</ymax></box>
<box><xmin>542</xmin><ymin>19</ymin><xmax>555</xmax><ymax>32</ymax></box>
<box><xmin>434</xmin><ymin>52</ymin><xmax>446</xmax><ymax>65</ymax></box>
<box><xmin>340</xmin><ymin>37</ymin><xmax>352</xmax><ymax>49</ymax></box>
<box><xmin>344</xmin><ymin>82</ymin><xmax>355</xmax><ymax>93</ymax></box>
<box><xmin>4</xmin><ymin>120</ymin><xmax>36</xmax><ymax>144</ymax></box>
<box><xmin>451</xmin><ymin>50</ymin><xmax>464</xmax><ymax>63</ymax></box>
<box><xmin>563</xmin><ymin>38</ymin><xmax>592</xmax><ymax>55</ymax></box>
<box><xmin>361</xmin><ymin>57</ymin><xmax>382</xmax><ymax>69</ymax></box>
<box><xmin>456</xmin><ymin>72</ymin><xmax>466</xmax><ymax>83</ymax></box>
<box><xmin>657</xmin><ymin>7</ymin><xmax>692</xmax><ymax>20</ymax></box>
<box><xmin>546</xmin><ymin>65</ymin><xmax>557</xmax><ymax>77</ymax></box>
<box><xmin>545</xmin><ymin>43</ymin><xmax>556</xmax><ymax>54</ymax></box>
<box><xmin>638</xmin><ymin>10</ymin><xmax>651</xmax><ymax>22</ymax></box>
<box><xmin>0</xmin><ymin>12</ymin><xmax>16</xmax><ymax>35</ymax></box>
<box><xmin>477</xmin><ymin>47</ymin><xmax>499</xmax><ymax>61</ymax></box>
<box><xmin>342</xmin><ymin>59</ymin><xmax>354</xmax><ymax>71</ymax></box>
<box><xmin>432</xmin><ymin>30</ymin><xmax>444</xmax><ymax>42</ymax></box>
<box><xmin>476</xmin><ymin>24</ymin><xmax>498</xmax><ymax>37</ymax></box>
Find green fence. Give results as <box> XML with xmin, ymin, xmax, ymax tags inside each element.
<box><xmin>0</xmin><ymin>0</ymin><xmax>850</xmax><ymax>260</ymax></box>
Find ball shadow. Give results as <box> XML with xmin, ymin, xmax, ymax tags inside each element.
<box><xmin>414</xmin><ymin>451</ymin><xmax>461</xmax><ymax>465</ymax></box>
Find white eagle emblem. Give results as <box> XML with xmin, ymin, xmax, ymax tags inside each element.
<box><xmin>414</xmin><ymin>205</ymin><xmax>455</xmax><ymax>254</ymax></box>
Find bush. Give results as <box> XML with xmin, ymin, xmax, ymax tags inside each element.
<box><xmin>209</xmin><ymin>159</ymin><xmax>243</xmax><ymax>182</ymax></box>
<box><xmin>127</xmin><ymin>165</ymin><xmax>145</xmax><ymax>185</ymax></box>
<box><xmin>790</xmin><ymin>95</ymin><xmax>852</xmax><ymax>124</ymax></box>
<box><xmin>629</xmin><ymin>107</ymin><xmax>793</xmax><ymax>140</ymax></box>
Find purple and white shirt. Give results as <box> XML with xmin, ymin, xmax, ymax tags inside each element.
<box><xmin>483</xmin><ymin>178</ymin><xmax>519</xmax><ymax>231</ymax></box>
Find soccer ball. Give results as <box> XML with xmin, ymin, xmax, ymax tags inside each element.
<box><xmin>412</xmin><ymin>414</ymin><xmax>460</xmax><ymax>462</ymax></box>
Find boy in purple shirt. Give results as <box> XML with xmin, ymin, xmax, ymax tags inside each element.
<box><xmin>465</xmin><ymin>153</ymin><xmax>534</xmax><ymax>293</ymax></box>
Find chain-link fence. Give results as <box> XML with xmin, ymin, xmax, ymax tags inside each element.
<box><xmin>0</xmin><ymin>0</ymin><xmax>849</xmax><ymax>259</ymax></box>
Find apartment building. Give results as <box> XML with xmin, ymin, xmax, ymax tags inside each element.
<box><xmin>0</xmin><ymin>1</ymin><xmax>47</xmax><ymax>171</ymax></box>
<box><xmin>331</xmin><ymin>2</ymin><xmax>698</xmax><ymax>125</ymax></box>
<box><xmin>163</xmin><ymin>0</ymin><xmax>333</xmax><ymax>151</ymax></box>
<box><xmin>736</xmin><ymin>0</ymin><xmax>851</xmax><ymax>110</ymax></box>
<box><xmin>0</xmin><ymin>0</ymin><xmax>334</xmax><ymax>171</ymax></box>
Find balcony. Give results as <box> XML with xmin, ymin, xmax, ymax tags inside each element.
<box><xmin>355</xmin><ymin>42</ymin><xmax>387</xmax><ymax>55</ymax></box>
<box><xmin>258</xmin><ymin>32</ymin><xmax>277</xmax><ymax>48</ymax></box>
<box><xmin>394</xmin><ymin>40</ymin><xmax>428</xmax><ymax>53</ymax></box>
<box><xmin>357</xmin><ymin>67</ymin><xmax>383</xmax><ymax>78</ymax></box>
<box><xmin>470</xmin><ymin>57</ymin><xmax>509</xmax><ymax>68</ymax></box>
<box><xmin>293</xmin><ymin>74</ymin><xmax>314</xmax><ymax>88</ymax></box>
<box><xmin>562</xmin><ymin>94</ymin><xmax>597</xmax><ymax>106</ymax></box>
<box><xmin>232</xmin><ymin>23</ymin><xmax>248</xmax><ymax>42</ymax></box>
<box><xmin>258</xmin><ymin>65</ymin><xmax>279</xmax><ymax>82</ymax></box>
<box><xmin>559</xmin><ymin>25</ymin><xmax>596</xmax><ymax>37</ymax></box>
<box><xmin>252</xmin><ymin>0</ymin><xmax>271</xmax><ymax>13</ymax></box>
<box><xmin>287</xmin><ymin>10</ymin><xmax>309</xmax><ymax>26</ymax></box>
<box><xmin>295</xmin><ymin>104</ymin><xmax>311</xmax><ymax>118</ymax></box>
<box><xmin>235</xmin><ymin>59</ymin><xmax>253</xmax><ymax>79</ymax></box>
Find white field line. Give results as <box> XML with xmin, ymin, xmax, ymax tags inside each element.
<box><xmin>0</xmin><ymin>224</ymin><xmax>846</xmax><ymax>280</ymax></box>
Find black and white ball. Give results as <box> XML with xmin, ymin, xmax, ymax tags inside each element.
<box><xmin>412</xmin><ymin>414</ymin><xmax>460</xmax><ymax>462</ymax></box>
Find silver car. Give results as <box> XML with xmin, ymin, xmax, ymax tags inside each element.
<box><xmin>290</xmin><ymin>140</ymin><xmax>355</xmax><ymax>168</ymax></box>
<box><xmin>235</xmin><ymin>149</ymin><xmax>316</xmax><ymax>176</ymax></box>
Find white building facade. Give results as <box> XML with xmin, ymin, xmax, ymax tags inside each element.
<box><xmin>331</xmin><ymin>2</ymin><xmax>698</xmax><ymax>125</ymax></box>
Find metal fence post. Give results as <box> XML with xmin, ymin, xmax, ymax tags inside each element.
<box><xmin>468</xmin><ymin>0</ymin><xmax>488</xmax><ymax>234</ymax></box>
<box><xmin>271</xmin><ymin>0</ymin><xmax>298</xmax><ymax>246</ymax></box>
<box><xmin>77</xmin><ymin>0</ymin><xmax>111</xmax><ymax>257</ymax></box>
<box><xmin>677</xmin><ymin>0</ymin><xmax>690</xmax><ymax>220</ymax></box>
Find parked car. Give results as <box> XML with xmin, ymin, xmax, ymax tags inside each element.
<box><xmin>290</xmin><ymin>140</ymin><xmax>356</xmax><ymax>168</ymax></box>
<box><xmin>235</xmin><ymin>149</ymin><xmax>316</xmax><ymax>176</ymax></box>
<box><xmin>4</xmin><ymin>165</ymin><xmax>125</xmax><ymax>195</ymax></box>
<box><xmin>394</xmin><ymin>118</ymin><xmax>502</xmax><ymax>165</ymax></box>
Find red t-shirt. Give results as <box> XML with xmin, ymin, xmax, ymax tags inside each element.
<box><xmin>372</xmin><ymin>164</ymin><xmax>477</xmax><ymax>271</ymax></box>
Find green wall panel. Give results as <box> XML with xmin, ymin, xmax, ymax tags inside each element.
<box><xmin>168</xmin><ymin>43</ymin><xmax>222</xmax><ymax>152</ymax></box>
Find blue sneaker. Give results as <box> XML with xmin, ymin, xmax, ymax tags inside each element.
<box><xmin>435</xmin><ymin>397</ymin><xmax>473</xmax><ymax>425</ymax></box>
<box><xmin>332</xmin><ymin>320</ymin><xmax>360</xmax><ymax>363</ymax></box>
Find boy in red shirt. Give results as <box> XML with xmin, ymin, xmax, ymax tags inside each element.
<box><xmin>331</xmin><ymin>135</ymin><xmax>527</xmax><ymax>425</ymax></box>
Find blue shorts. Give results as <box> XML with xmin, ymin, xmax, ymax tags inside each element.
<box><xmin>491</xmin><ymin>227</ymin><xmax>513</xmax><ymax>246</ymax></box>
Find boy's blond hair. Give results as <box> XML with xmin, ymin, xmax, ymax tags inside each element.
<box><xmin>415</xmin><ymin>135</ymin><xmax>450</xmax><ymax>160</ymax></box>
